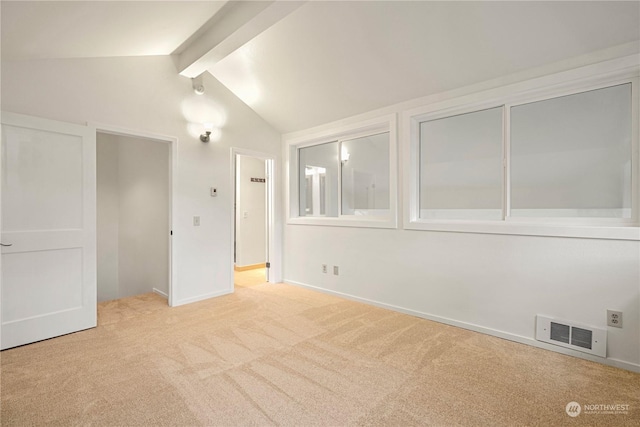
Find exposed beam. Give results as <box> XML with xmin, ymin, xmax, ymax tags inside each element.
<box><xmin>173</xmin><ymin>1</ymin><xmax>305</xmax><ymax>78</ymax></box>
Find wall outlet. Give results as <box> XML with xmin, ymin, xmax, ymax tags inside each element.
<box><xmin>333</xmin><ymin>266</ymin><xmax>339</xmax><ymax>275</ymax></box>
<box><xmin>193</xmin><ymin>216</ymin><xmax>200</xmax><ymax>226</ymax></box>
<box><xmin>322</xmin><ymin>264</ymin><xmax>327</xmax><ymax>273</ymax></box>
<box><xmin>607</xmin><ymin>310</ymin><xmax>623</xmax><ymax>328</ymax></box>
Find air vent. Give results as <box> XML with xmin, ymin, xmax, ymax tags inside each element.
<box><xmin>536</xmin><ymin>315</ymin><xmax>606</xmax><ymax>358</ymax></box>
<box><xmin>550</xmin><ymin>322</ymin><xmax>570</xmax><ymax>344</ymax></box>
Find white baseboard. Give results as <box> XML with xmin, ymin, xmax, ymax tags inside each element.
<box><xmin>171</xmin><ymin>288</ymin><xmax>233</xmax><ymax>307</ymax></box>
<box><xmin>285</xmin><ymin>279</ymin><xmax>640</xmax><ymax>374</ymax></box>
<box><xmin>152</xmin><ymin>288</ymin><xmax>168</xmax><ymax>298</ymax></box>
<box><xmin>234</xmin><ymin>262</ymin><xmax>266</xmax><ymax>271</ymax></box>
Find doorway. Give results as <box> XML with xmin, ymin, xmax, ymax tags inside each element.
<box><xmin>96</xmin><ymin>127</ymin><xmax>175</xmax><ymax>305</ymax></box>
<box><xmin>232</xmin><ymin>149</ymin><xmax>275</xmax><ymax>289</ymax></box>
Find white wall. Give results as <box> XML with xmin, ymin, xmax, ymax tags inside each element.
<box><xmin>1</xmin><ymin>55</ymin><xmax>282</xmax><ymax>305</ymax></box>
<box><xmin>283</xmin><ymin>58</ymin><xmax>640</xmax><ymax>372</ymax></box>
<box><xmin>117</xmin><ymin>134</ymin><xmax>170</xmax><ymax>299</ymax></box>
<box><xmin>96</xmin><ymin>137</ymin><xmax>119</xmax><ymax>302</ymax></box>
<box><xmin>97</xmin><ymin>133</ymin><xmax>170</xmax><ymax>301</ymax></box>
<box><xmin>285</xmin><ymin>227</ymin><xmax>639</xmax><ymax>368</ymax></box>
<box><xmin>235</xmin><ymin>155</ymin><xmax>266</xmax><ymax>267</ymax></box>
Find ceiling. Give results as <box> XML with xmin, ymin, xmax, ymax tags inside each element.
<box><xmin>1</xmin><ymin>1</ymin><xmax>225</xmax><ymax>59</ymax></box>
<box><xmin>210</xmin><ymin>1</ymin><xmax>640</xmax><ymax>133</ymax></box>
<box><xmin>2</xmin><ymin>1</ymin><xmax>639</xmax><ymax>134</ymax></box>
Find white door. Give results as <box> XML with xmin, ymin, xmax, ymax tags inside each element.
<box><xmin>1</xmin><ymin>112</ymin><xmax>96</xmax><ymax>350</ymax></box>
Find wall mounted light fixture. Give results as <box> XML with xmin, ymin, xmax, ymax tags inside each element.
<box><xmin>341</xmin><ymin>146</ymin><xmax>351</xmax><ymax>163</ymax></box>
<box><xmin>200</xmin><ymin>123</ymin><xmax>213</xmax><ymax>142</ymax></box>
<box><xmin>192</xmin><ymin>75</ymin><xmax>205</xmax><ymax>95</ymax></box>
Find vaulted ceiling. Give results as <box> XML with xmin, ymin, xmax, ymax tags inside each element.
<box><xmin>1</xmin><ymin>1</ymin><xmax>225</xmax><ymax>59</ymax></box>
<box><xmin>2</xmin><ymin>1</ymin><xmax>639</xmax><ymax>133</ymax></box>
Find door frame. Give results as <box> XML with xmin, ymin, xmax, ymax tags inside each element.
<box><xmin>230</xmin><ymin>148</ymin><xmax>279</xmax><ymax>289</ymax></box>
<box><xmin>91</xmin><ymin>122</ymin><xmax>178</xmax><ymax>306</ymax></box>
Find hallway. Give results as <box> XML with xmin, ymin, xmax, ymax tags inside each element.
<box><xmin>234</xmin><ymin>267</ymin><xmax>266</xmax><ymax>288</ymax></box>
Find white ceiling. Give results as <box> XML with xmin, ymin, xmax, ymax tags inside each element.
<box><xmin>1</xmin><ymin>1</ymin><xmax>225</xmax><ymax>59</ymax></box>
<box><xmin>210</xmin><ymin>1</ymin><xmax>640</xmax><ymax>133</ymax></box>
<box><xmin>2</xmin><ymin>1</ymin><xmax>639</xmax><ymax>134</ymax></box>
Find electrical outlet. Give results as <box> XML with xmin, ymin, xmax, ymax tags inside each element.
<box><xmin>322</xmin><ymin>264</ymin><xmax>327</xmax><ymax>273</ymax></box>
<box><xmin>333</xmin><ymin>266</ymin><xmax>339</xmax><ymax>275</ymax></box>
<box><xmin>607</xmin><ymin>310</ymin><xmax>623</xmax><ymax>328</ymax></box>
<box><xmin>193</xmin><ymin>216</ymin><xmax>200</xmax><ymax>226</ymax></box>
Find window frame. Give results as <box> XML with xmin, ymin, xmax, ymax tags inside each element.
<box><xmin>404</xmin><ymin>72</ymin><xmax>639</xmax><ymax>241</ymax></box>
<box><xmin>286</xmin><ymin>114</ymin><xmax>398</xmax><ymax>229</ymax></box>
<box><xmin>417</xmin><ymin>104</ymin><xmax>507</xmax><ymax>222</ymax></box>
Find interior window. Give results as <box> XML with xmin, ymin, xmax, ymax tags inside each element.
<box><xmin>341</xmin><ymin>132</ymin><xmax>390</xmax><ymax>216</ymax></box>
<box><xmin>510</xmin><ymin>83</ymin><xmax>632</xmax><ymax>219</ymax></box>
<box><xmin>298</xmin><ymin>142</ymin><xmax>338</xmax><ymax>217</ymax></box>
<box><xmin>419</xmin><ymin>107</ymin><xmax>503</xmax><ymax>220</ymax></box>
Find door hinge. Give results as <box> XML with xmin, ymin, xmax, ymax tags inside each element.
<box><xmin>266</xmin><ymin>262</ymin><xmax>271</xmax><ymax>268</ymax></box>
<box><xmin>170</xmin><ymin>230</ymin><xmax>173</xmax><ymax>235</ymax></box>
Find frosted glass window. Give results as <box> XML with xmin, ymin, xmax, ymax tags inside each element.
<box><xmin>299</xmin><ymin>142</ymin><xmax>338</xmax><ymax>217</ymax></box>
<box><xmin>341</xmin><ymin>132</ymin><xmax>390</xmax><ymax>216</ymax></box>
<box><xmin>510</xmin><ymin>84</ymin><xmax>632</xmax><ymax>218</ymax></box>
<box><xmin>419</xmin><ymin>107</ymin><xmax>503</xmax><ymax>220</ymax></box>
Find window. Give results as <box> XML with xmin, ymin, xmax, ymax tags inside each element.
<box><xmin>419</xmin><ymin>107</ymin><xmax>503</xmax><ymax>220</ymax></box>
<box><xmin>341</xmin><ymin>132</ymin><xmax>390</xmax><ymax>216</ymax></box>
<box><xmin>287</xmin><ymin>115</ymin><xmax>397</xmax><ymax>228</ymax></box>
<box><xmin>510</xmin><ymin>84</ymin><xmax>632</xmax><ymax>219</ymax></box>
<box><xmin>407</xmin><ymin>77</ymin><xmax>638</xmax><ymax>240</ymax></box>
<box><xmin>299</xmin><ymin>142</ymin><xmax>338</xmax><ymax>217</ymax></box>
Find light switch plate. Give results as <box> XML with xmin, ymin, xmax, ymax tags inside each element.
<box><xmin>193</xmin><ymin>216</ymin><xmax>200</xmax><ymax>226</ymax></box>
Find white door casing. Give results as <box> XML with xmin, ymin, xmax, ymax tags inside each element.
<box><xmin>230</xmin><ymin>147</ymin><xmax>278</xmax><ymax>288</ymax></box>
<box><xmin>1</xmin><ymin>112</ymin><xmax>96</xmax><ymax>350</ymax></box>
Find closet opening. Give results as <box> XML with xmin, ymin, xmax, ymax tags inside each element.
<box><xmin>96</xmin><ymin>130</ymin><xmax>174</xmax><ymax>305</ymax></box>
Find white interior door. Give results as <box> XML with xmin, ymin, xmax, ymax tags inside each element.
<box><xmin>1</xmin><ymin>112</ymin><xmax>96</xmax><ymax>350</ymax></box>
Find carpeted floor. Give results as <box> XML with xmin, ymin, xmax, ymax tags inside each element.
<box><xmin>1</xmin><ymin>279</ymin><xmax>639</xmax><ymax>426</ymax></box>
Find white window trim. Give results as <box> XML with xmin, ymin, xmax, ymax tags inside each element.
<box><xmin>285</xmin><ymin>114</ymin><xmax>398</xmax><ymax>229</ymax></box>
<box><xmin>403</xmin><ymin>68</ymin><xmax>640</xmax><ymax>241</ymax></box>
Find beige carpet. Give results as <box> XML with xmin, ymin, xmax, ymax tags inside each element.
<box><xmin>2</xmin><ymin>281</ymin><xmax>639</xmax><ymax>426</ymax></box>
